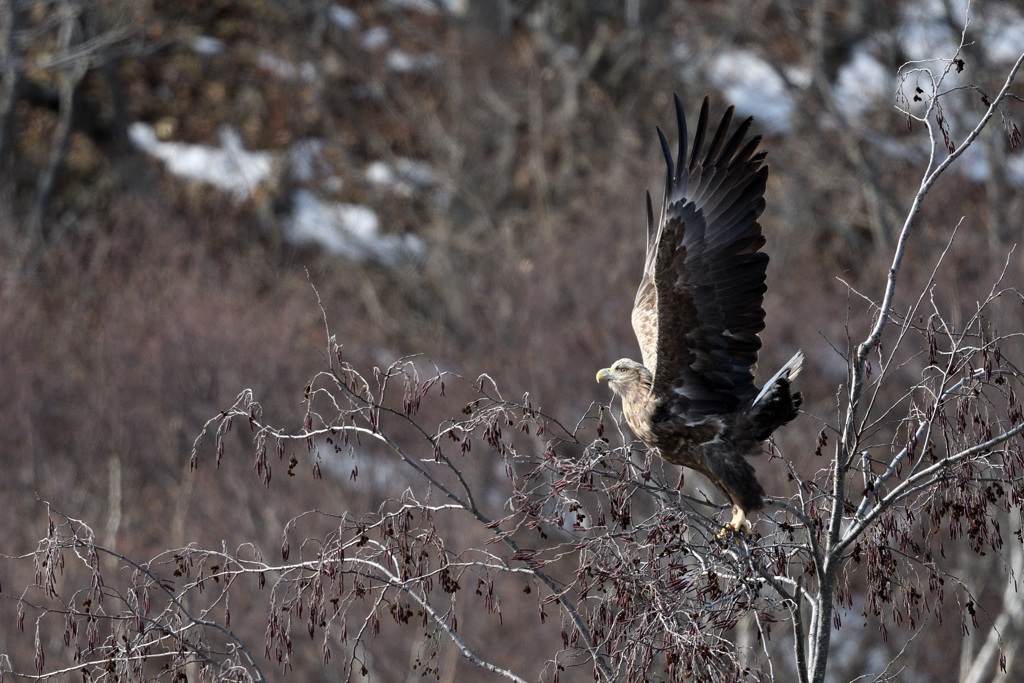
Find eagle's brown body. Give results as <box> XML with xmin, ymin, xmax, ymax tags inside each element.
<box><xmin>597</xmin><ymin>96</ymin><xmax>802</xmax><ymax>533</ymax></box>
<box><xmin>600</xmin><ymin>354</ymin><xmax>801</xmax><ymax>521</ymax></box>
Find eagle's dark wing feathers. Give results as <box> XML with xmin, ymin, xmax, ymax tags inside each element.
<box><xmin>632</xmin><ymin>95</ymin><xmax>771</xmax><ymax>426</ymax></box>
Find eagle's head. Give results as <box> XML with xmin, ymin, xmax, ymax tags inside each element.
<box><xmin>597</xmin><ymin>358</ymin><xmax>657</xmax><ymax>442</ymax></box>
<box><xmin>596</xmin><ymin>359</ymin><xmax>653</xmax><ymax>397</ymax></box>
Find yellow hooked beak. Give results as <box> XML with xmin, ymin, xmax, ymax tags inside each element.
<box><xmin>596</xmin><ymin>368</ymin><xmax>614</xmax><ymax>383</ymax></box>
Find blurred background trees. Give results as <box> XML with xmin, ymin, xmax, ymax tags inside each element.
<box><xmin>2</xmin><ymin>0</ymin><xmax>1023</xmax><ymax>681</ymax></box>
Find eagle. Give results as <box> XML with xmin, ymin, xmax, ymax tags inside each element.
<box><xmin>596</xmin><ymin>95</ymin><xmax>803</xmax><ymax>535</ymax></box>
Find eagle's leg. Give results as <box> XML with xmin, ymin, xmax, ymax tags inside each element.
<box><xmin>717</xmin><ymin>505</ymin><xmax>753</xmax><ymax>539</ymax></box>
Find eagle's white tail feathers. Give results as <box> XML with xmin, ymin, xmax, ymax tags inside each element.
<box><xmin>753</xmin><ymin>350</ymin><xmax>804</xmax><ymax>406</ymax></box>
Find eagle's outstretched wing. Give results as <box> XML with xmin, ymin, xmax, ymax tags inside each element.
<box><xmin>631</xmin><ymin>95</ymin><xmax>770</xmax><ymax>423</ymax></box>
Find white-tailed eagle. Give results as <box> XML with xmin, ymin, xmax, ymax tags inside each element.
<box><xmin>597</xmin><ymin>95</ymin><xmax>803</xmax><ymax>535</ymax></box>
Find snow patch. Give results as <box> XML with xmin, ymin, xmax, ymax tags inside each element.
<box><xmin>983</xmin><ymin>6</ymin><xmax>1024</xmax><ymax>63</ymax></box>
<box><xmin>328</xmin><ymin>5</ymin><xmax>360</xmax><ymax>31</ymax></box>
<box><xmin>284</xmin><ymin>190</ymin><xmax>425</xmax><ymax>266</ymax></box>
<box><xmin>287</xmin><ymin>139</ymin><xmax>328</xmax><ymax>184</ymax></box>
<box><xmin>362</xmin><ymin>26</ymin><xmax>390</xmax><ymax>51</ymax></box>
<box><xmin>387</xmin><ymin>0</ymin><xmax>467</xmax><ymax>15</ymax></box>
<box><xmin>128</xmin><ymin>122</ymin><xmax>275</xmax><ymax>200</ymax></box>
<box><xmin>365</xmin><ymin>158</ymin><xmax>437</xmax><ymax>196</ymax></box>
<box><xmin>386</xmin><ymin>49</ymin><xmax>439</xmax><ymax>73</ymax></box>
<box><xmin>257</xmin><ymin>51</ymin><xmax>317</xmax><ymax>82</ymax></box>
<box><xmin>898</xmin><ymin>1</ymin><xmax>965</xmax><ymax>61</ymax></box>
<box><xmin>834</xmin><ymin>47</ymin><xmax>890</xmax><ymax>119</ymax></box>
<box><xmin>898</xmin><ymin>0</ymin><xmax>1024</xmax><ymax>65</ymax></box>
<box><xmin>707</xmin><ymin>50</ymin><xmax>801</xmax><ymax>133</ymax></box>
<box><xmin>191</xmin><ymin>35</ymin><xmax>225</xmax><ymax>55</ymax></box>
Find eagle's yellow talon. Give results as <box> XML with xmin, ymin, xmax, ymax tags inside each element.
<box><xmin>717</xmin><ymin>506</ymin><xmax>753</xmax><ymax>540</ymax></box>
